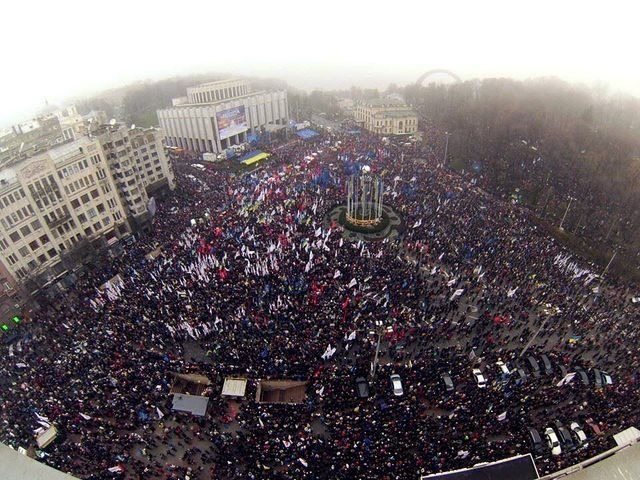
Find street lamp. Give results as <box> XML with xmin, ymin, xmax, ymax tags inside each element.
<box><xmin>370</xmin><ymin>322</ymin><xmax>393</xmax><ymax>380</ymax></box>
<box><xmin>559</xmin><ymin>196</ymin><xmax>574</xmax><ymax>231</ymax></box>
<box><xmin>442</xmin><ymin>132</ymin><xmax>450</xmax><ymax>167</ymax></box>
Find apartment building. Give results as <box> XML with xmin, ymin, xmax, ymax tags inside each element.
<box><xmin>93</xmin><ymin>124</ymin><xmax>175</xmax><ymax>231</ymax></box>
<box><xmin>0</xmin><ymin>137</ymin><xmax>130</xmax><ymax>287</ymax></box>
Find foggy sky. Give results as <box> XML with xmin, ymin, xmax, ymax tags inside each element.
<box><xmin>1</xmin><ymin>0</ymin><xmax>638</xmax><ymax>126</ymax></box>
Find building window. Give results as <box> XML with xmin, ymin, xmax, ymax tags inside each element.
<box><xmin>9</xmin><ymin>232</ymin><xmax>20</xmax><ymax>242</ymax></box>
<box><xmin>29</xmin><ymin>240</ymin><xmax>39</xmax><ymax>251</ymax></box>
<box><xmin>20</xmin><ymin>225</ymin><xmax>31</xmax><ymax>236</ymax></box>
<box><xmin>18</xmin><ymin>246</ymin><xmax>29</xmax><ymax>257</ymax></box>
<box><xmin>71</xmin><ymin>199</ymin><xmax>80</xmax><ymax>209</ymax></box>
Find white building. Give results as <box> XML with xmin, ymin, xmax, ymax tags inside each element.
<box><xmin>157</xmin><ymin>79</ymin><xmax>289</xmax><ymax>154</ymax></box>
<box><xmin>354</xmin><ymin>98</ymin><xmax>419</xmax><ymax>135</ymax></box>
<box><xmin>93</xmin><ymin>124</ymin><xmax>175</xmax><ymax>231</ymax></box>
<box><xmin>0</xmin><ymin>124</ymin><xmax>175</xmax><ymax>289</ymax></box>
<box><xmin>0</xmin><ymin>137</ymin><xmax>130</xmax><ymax>285</ymax></box>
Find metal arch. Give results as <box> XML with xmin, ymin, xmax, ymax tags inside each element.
<box><xmin>416</xmin><ymin>69</ymin><xmax>462</xmax><ymax>85</ymax></box>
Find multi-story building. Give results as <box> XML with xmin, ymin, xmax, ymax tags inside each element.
<box><xmin>354</xmin><ymin>98</ymin><xmax>419</xmax><ymax>135</ymax></box>
<box><xmin>157</xmin><ymin>78</ymin><xmax>289</xmax><ymax>154</ymax></box>
<box><xmin>93</xmin><ymin>124</ymin><xmax>175</xmax><ymax>231</ymax></box>
<box><xmin>0</xmin><ymin>118</ymin><xmax>175</xmax><ymax>295</ymax></box>
<box><xmin>53</xmin><ymin>105</ymin><xmax>86</xmax><ymax>141</ymax></box>
<box><xmin>0</xmin><ymin>137</ymin><xmax>130</xmax><ymax>288</ymax></box>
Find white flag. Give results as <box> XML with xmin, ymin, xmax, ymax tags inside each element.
<box><xmin>497</xmin><ymin>411</ymin><xmax>507</xmax><ymax>421</ymax></box>
<box><xmin>348</xmin><ymin>278</ymin><xmax>357</xmax><ymax>288</ymax></box>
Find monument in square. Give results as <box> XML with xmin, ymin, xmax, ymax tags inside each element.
<box><xmin>326</xmin><ymin>165</ymin><xmax>402</xmax><ymax>241</ymax></box>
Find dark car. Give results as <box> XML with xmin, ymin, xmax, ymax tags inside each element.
<box><xmin>527</xmin><ymin>427</ymin><xmax>544</xmax><ymax>455</ymax></box>
<box><xmin>593</xmin><ymin>369</ymin><xmax>613</xmax><ymax>388</ymax></box>
<box><xmin>540</xmin><ymin>354</ymin><xmax>553</xmax><ymax>375</ymax></box>
<box><xmin>526</xmin><ymin>356</ymin><xmax>541</xmax><ymax>377</ymax></box>
<box><xmin>515</xmin><ymin>367</ymin><xmax>528</xmax><ymax>385</ymax></box>
<box><xmin>556</xmin><ymin>364</ymin><xmax>568</xmax><ymax>379</ymax></box>
<box><xmin>554</xmin><ymin>420</ymin><xmax>575</xmax><ymax>451</ymax></box>
<box><xmin>356</xmin><ymin>377</ymin><xmax>370</xmax><ymax>398</ymax></box>
<box><xmin>441</xmin><ymin>373</ymin><xmax>454</xmax><ymax>392</ymax></box>
<box><xmin>574</xmin><ymin>366</ymin><xmax>590</xmax><ymax>385</ymax></box>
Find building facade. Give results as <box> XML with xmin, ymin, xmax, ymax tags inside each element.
<box><xmin>354</xmin><ymin>98</ymin><xmax>419</xmax><ymax>135</ymax></box>
<box><xmin>157</xmin><ymin>79</ymin><xmax>289</xmax><ymax>154</ymax></box>
<box><xmin>0</xmin><ymin>137</ymin><xmax>130</xmax><ymax>287</ymax></box>
<box><xmin>0</xmin><ymin>124</ymin><xmax>175</xmax><ymax>290</ymax></box>
<box><xmin>93</xmin><ymin>124</ymin><xmax>175</xmax><ymax>232</ymax></box>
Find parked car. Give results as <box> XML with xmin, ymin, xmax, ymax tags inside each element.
<box><xmin>556</xmin><ymin>364</ymin><xmax>568</xmax><ymax>379</ymax></box>
<box><xmin>527</xmin><ymin>427</ymin><xmax>544</xmax><ymax>454</ymax></box>
<box><xmin>441</xmin><ymin>373</ymin><xmax>454</xmax><ymax>392</ymax></box>
<box><xmin>540</xmin><ymin>354</ymin><xmax>553</xmax><ymax>375</ymax></box>
<box><xmin>545</xmin><ymin>427</ymin><xmax>562</xmax><ymax>455</ymax></box>
<box><xmin>554</xmin><ymin>420</ymin><xmax>575</xmax><ymax>451</ymax></box>
<box><xmin>514</xmin><ymin>367</ymin><xmax>528</xmax><ymax>386</ymax></box>
<box><xmin>569</xmin><ymin>422</ymin><xmax>588</xmax><ymax>447</ymax></box>
<box><xmin>472</xmin><ymin>368</ymin><xmax>487</xmax><ymax>388</ymax></box>
<box><xmin>593</xmin><ymin>369</ymin><xmax>613</xmax><ymax>388</ymax></box>
<box><xmin>526</xmin><ymin>356</ymin><xmax>541</xmax><ymax>377</ymax></box>
<box><xmin>496</xmin><ymin>360</ymin><xmax>511</xmax><ymax>383</ymax></box>
<box><xmin>390</xmin><ymin>374</ymin><xmax>403</xmax><ymax>396</ymax></box>
<box><xmin>356</xmin><ymin>377</ymin><xmax>370</xmax><ymax>398</ymax></box>
<box><xmin>574</xmin><ymin>366</ymin><xmax>590</xmax><ymax>385</ymax></box>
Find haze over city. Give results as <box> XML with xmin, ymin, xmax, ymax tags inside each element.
<box><xmin>1</xmin><ymin>0</ymin><xmax>639</xmax><ymax>126</ymax></box>
<box><xmin>1</xmin><ymin>1</ymin><xmax>640</xmax><ymax>480</ymax></box>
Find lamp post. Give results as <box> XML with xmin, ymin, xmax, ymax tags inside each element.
<box><xmin>370</xmin><ymin>323</ymin><xmax>392</xmax><ymax>380</ymax></box>
<box><xmin>442</xmin><ymin>132</ymin><xmax>450</xmax><ymax>167</ymax></box>
<box><xmin>559</xmin><ymin>196</ymin><xmax>574</xmax><ymax>231</ymax></box>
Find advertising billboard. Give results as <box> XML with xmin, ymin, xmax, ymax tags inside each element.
<box><xmin>216</xmin><ymin>106</ymin><xmax>248</xmax><ymax>139</ymax></box>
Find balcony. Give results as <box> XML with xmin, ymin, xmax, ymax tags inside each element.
<box><xmin>45</xmin><ymin>214</ymin><xmax>71</xmax><ymax>229</ymax></box>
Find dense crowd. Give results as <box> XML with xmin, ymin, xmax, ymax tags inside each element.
<box><xmin>1</xmin><ymin>128</ymin><xmax>638</xmax><ymax>479</ymax></box>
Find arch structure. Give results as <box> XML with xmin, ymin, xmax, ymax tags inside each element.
<box><xmin>416</xmin><ymin>69</ymin><xmax>462</xmax><ymax>86</ymax></box>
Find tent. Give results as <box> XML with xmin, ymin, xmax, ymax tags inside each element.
<box><xmin>36</xmin><ymin>425</ymin><xmax>58</xmax><ymax>449</ymax></box>
<box><xmin>222</xmin><ymin>377</ymin><xmax>248</xmax><ymax>398</ymax></box>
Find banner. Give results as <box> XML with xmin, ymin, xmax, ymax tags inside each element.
<box><xmin>216</xmin><ymin>106</ymin><xmax>248</xmax><ymax>139</ymax></box>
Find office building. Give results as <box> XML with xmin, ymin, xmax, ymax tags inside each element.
<box><xmin>157</xmin><ymin>78</ymin><xmax>289</xmax><ymax>154</ymax></box>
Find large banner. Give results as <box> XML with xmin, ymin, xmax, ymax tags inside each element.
<box><xmin>216</xmin><ymin>106</ymin><xmax>248</xmax><ymax>139</ymax></box>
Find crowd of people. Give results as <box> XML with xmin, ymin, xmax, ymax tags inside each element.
<box><xmin>0</xmin><ymin>127</ymin><xmax>638</xmax><ymax>480</ymax></box>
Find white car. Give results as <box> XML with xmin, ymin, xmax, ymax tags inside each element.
<box><xmin>390</xmin><ymin>374</ymin><xmax>403</xmax><ymax>396</ymax></box>
<box><xmin>545</xmin><ymin>427</ymin><xmax>562</xmax><ymax>455</ymax></box>
<box><xmin>496</xmin><ymin>361</ymin><xmax>511</xmax><ymax>376</ymax></box>
<box><xmin>570</xmin><ymin>422</ymin><xmax>588</xmax><ymax>447</ymax></box>
<box><xmin>472</xmin><ymin>369</ymin><xmax>487</xmax><ymax>388</ymax></box>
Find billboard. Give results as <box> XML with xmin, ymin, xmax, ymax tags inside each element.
<box><xmin>216</xmin><ymin>106</ymin><xmax>248</xmax><ymax>139</ymax></box>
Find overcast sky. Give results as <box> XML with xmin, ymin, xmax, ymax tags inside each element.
<box><xmin>1</xmin><ymin>0</ymin><xmax>638</xmax><ymax>126</ymax></box>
